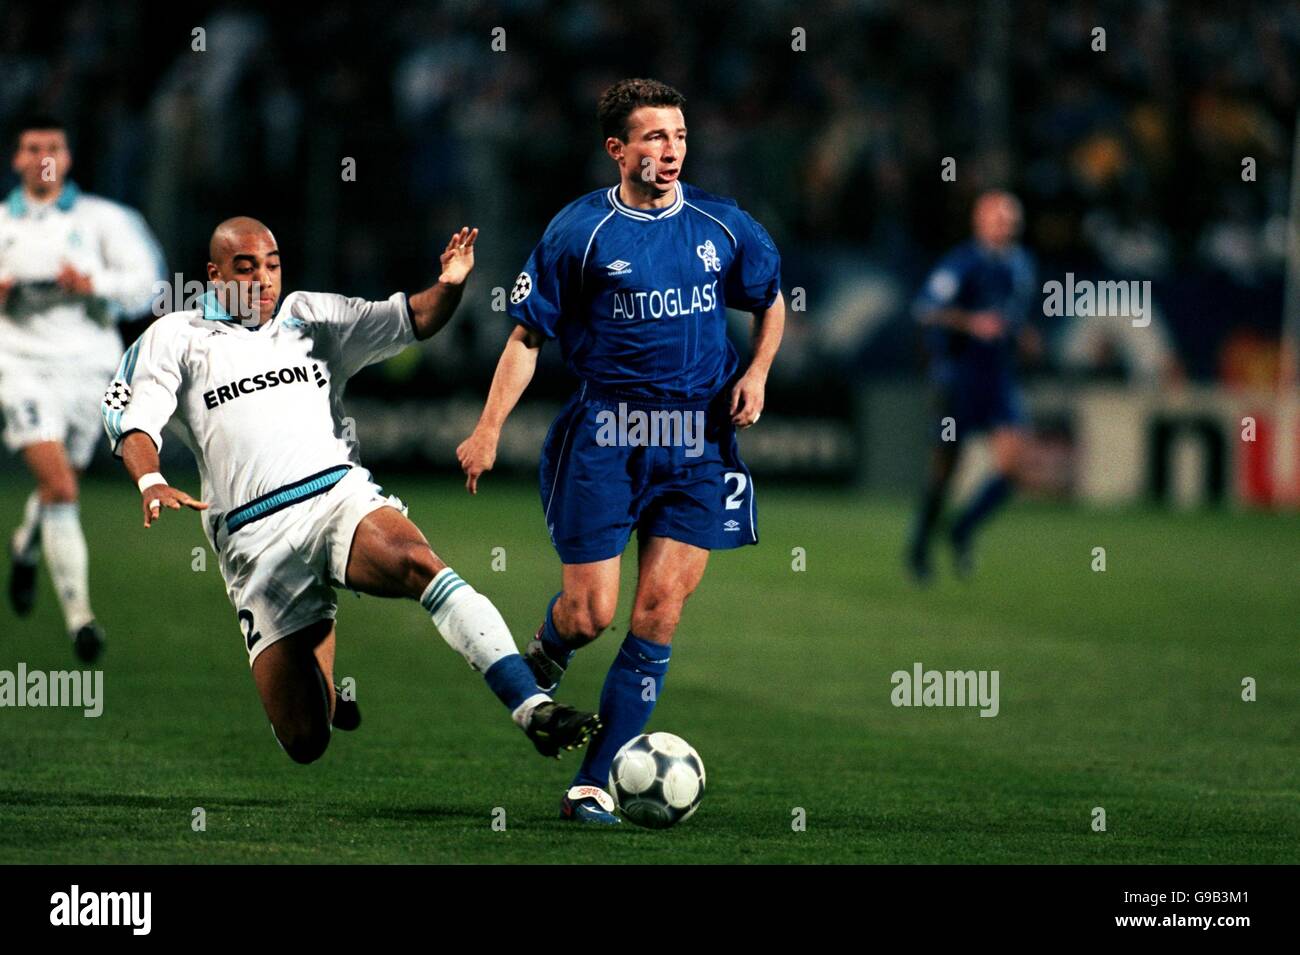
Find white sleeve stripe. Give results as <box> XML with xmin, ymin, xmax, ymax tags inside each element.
<box><xmin>682</xmin><ymin>202</ymin><xmax>738</xmax><ymax>248</ymax></box>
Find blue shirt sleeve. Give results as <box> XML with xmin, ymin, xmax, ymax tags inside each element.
<box><xmin>507</xmin><ymin>220</ymin><xmax>579</xmax><ymax>340</ymax></box>
<box><xmin>723</xmin><ymin>211</ymin><xmax>782</xmax><ymax>312</ymax></box>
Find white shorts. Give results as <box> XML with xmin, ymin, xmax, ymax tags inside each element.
<box><xmin>210</xmin><ymin>466</ymin><xmax>406</xmax><ymax>667</ymax></box>
<box><xmin>0</xmin><ymin>361</ymin><xmax>114</xmax><ymax>468</ymax></box>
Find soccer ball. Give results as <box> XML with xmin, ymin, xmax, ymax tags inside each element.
<box><xmin>608</xmin><ymin>732</ymin><xmax>705</xmax><ymax>829</ymax></box>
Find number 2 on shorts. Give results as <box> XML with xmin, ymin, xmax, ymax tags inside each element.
<box><xmin>723</xmin><ymin>471</ymin><xmax>747</xmax><ymax>510</ymax></box>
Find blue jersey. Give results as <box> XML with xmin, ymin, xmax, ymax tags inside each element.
<box><xmin>508</xmin><ymin>181</ymin><xmax>781</xmax><ymax>402</ymax></box>
<box><xmin>913</xmin><ymin>240</ymin><xmax>1036</xmax><ymax>385</ymax></box>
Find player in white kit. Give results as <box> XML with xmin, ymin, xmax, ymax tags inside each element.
<box><xmin>102</xmin><ymin>216</ymin><xmax>600</xmax><ymax>764</ymax></box>
<box><xmin>1</xmin><ymin>116</ymin><xmax>165</xmax><ymax>661</ymax></box>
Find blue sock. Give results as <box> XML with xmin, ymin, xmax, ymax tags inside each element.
<box><xmin>484</xmin><ymin>655</ymin><xmax>543</xmax><ymax>711</ymax></box>
<box><xmin>909</xmin><ymin>485</ymin><xmax>945</xmax><ymax>556</ymax></box>
<box><xmin>952</xmin><ymin>475</ymin><xmax>1012</xmax><ymax>544</ymax></box>
<box><xmin>573</xmin><ymin>633</ymin><xmax>671</xmax><ymax>790</ymax></box>
<box><xmin>539</xmin><ymin>592</ymin><xmax>575</xmax><ymax>669</ymax></box>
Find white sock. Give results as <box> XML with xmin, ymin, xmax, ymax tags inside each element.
<box><xmin>511</xmin><ymin>693</ymin><xmax>551</xmax><ymax>729</ymax></box>
<box><xmin>420</xmin><ymin>569</ymin><xmax>552</xmax><ymax>727</ymax></box>
<box><xmin>40</xmin><ymin>503</ymin><xmax>94</xmax><ymax>633</ymax></box>
<box><xmin>11</xmin><ymin>491</ymin><xmax>42</xmax><ymax>562</ymax></box>
<box><xmin>420</xmin><ymin>568</ymin><xmax>520</xmax><ymax>674</ymax></box>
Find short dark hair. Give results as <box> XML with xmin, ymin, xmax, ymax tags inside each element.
<box><xmin>597</xmin><ymin>78</ymin><xmax>685</xmax><ymax>141</ymax></box>
<box><xmin>12</xmin><ymin>114</ymin><xmax>67</xmax><ymax>149</ymax></box>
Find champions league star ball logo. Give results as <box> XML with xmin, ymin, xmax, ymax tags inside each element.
<box><xmin>696</xmin><ymin>240</ymin><xmax>721</xmax><ymax>273</ymax></box>
<box><xmin>103</xmin><ymin>380</ymin><xmax>132</xmax><ymax>412</ymax></box>
<box><xmin>510</xmin><ymin>272</ymin><xmax>532</xmax><ymax>305</ymax></box>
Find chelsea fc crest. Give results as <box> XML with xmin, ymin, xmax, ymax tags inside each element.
<box><xmin>696</xmin><ymin>240</ymin><xmax>721</xmax><ymax>273</ymax></box>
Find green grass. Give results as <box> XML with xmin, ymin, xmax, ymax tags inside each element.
<box><xmin>0</xmin><ymin>474</ymin><xmax>1297</xmax><ymax>863</ymax></box>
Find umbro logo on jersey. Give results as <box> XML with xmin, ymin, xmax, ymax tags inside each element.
<box><xmin>697</xmin><ymin>240</ymin><xmax>721</xmax><ymax>273</ymax></box>
<box><xmin>606</xmin><ymin>260</ymin><xmax>632</xmax><ymax>275</ymax></box>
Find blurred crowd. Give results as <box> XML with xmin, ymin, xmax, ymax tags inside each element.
<box><xmin>2</xmin><ymin>0</ymin><xmax>1297</xmax><ymax>399</ymax></box>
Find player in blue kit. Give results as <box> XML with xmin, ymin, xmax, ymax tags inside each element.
<box><xmin>906</xmin><ymin>191</ymin><xmax>1037</xmax><ymax>582</ymax></box>
<box><xmin>457</xmin><ymin>78</ymin><xmax>785</xmax><ymax>823</ymax></box>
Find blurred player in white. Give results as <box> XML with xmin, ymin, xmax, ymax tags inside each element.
<box><xmin>101</xmin><ymin>217</ymin><xmax>600</xmax><ymax>764</ymax></box>
<box><xmin>1</xmin><ymin>115</ymin><xmax>164</xmax><ymax>660</ymax></box>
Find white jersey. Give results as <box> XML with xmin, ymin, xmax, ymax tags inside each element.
<box><xmin>0</xmin><ymin>183</ymin><xmax>164</xmax><ymax>370</ymax></box>
<box><xmin>101</xmin><ymin>288</ymin><xmax>416</xmax><ymax>523</ymax></box>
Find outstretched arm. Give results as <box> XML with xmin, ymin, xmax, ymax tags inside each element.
<box><xmin>120</xmin><ymin>431</ymin><xmax>208</xmax><ymax>528</ymax></box>
<box><xmin>456</xmin><ymin>324</ymin><xmax>545</xmax><ymax>494</ymax></box>
<box><xmin>406</xmin><ymin>227</ymin><xmax>479</xmax><ymax>341</ymax></box>
<box><xmin>730</xmin><ymin>290</ymin><xmax>786</xmax><ymax>429</ymax></box>
<box><xmin>917</xmin><ymin>306</ymin><xmax>1005</xmax><ymax>340</ymax></box>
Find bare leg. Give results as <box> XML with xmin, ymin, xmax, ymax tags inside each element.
<box><xmin>251</xmin><ymin>620</ymin><xmax>336</xmax><ymax>764</ymax></box>
<box><xmin>570</xmin><ymin>536</ymin><xmax>709</xmax><ymax>791</ymax></box>
<box><xmin>628</xmin><ymin>537</ymin><xmax>710</xmax><ymax>645</ymax></box>
<box><xmin>343</xmin><ymin>506</ymin><xmax>594</xmax><ymax>751</ymax></box>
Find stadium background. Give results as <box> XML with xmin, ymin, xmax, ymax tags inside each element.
<box><xmin>0</xmin><ymin>0</ymin><xmax>1297</xmax><ymax>863</ymax></box>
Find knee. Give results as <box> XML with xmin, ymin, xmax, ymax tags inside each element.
<box><xmin>995</xmin><ymin>446</ymin><xmax>1023</xmax><ymax>481</ymax></box>
<box><xmin>277</xmin><ymin>723</ymin><xmax>330</xmax><ymax>765</ymax></box>
<box><xmin>400</xmin><ymin>543</ymin><xmax>441</xmax><ymax>594</ymax></box>
<box><xmin>565</xmin><ymin>593</ymin><xmax>617</xmax><ymax>644</ymax></box>
<box><xmin>38</xmin><ymin>474</ymin><xmax>78</xmax><ymax>505</ymax></box>
<box><xmin>634</xmin><ymin>583</ymin><xmax>692</xmax><ymax>629</ymax></box>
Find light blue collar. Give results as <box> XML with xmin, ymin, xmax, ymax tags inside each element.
<box><xmin>199</xmin><ymin>288</ymin><xmax>277</xmax><ymax>329</ymax></box>
<box><xmin>5</xmin><ymin>181</ymin><xmax>81</xmax><ymax>217</ymax></box>
<box><xmin>199</xmin><ymin>289</ymin><xmax>236</xmax><ymax>322</ymax></box>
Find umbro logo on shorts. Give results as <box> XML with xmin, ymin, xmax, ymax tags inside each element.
<box><xmin>723</xmin><ymin>519</ymin><xmax>740</xmax><ymax>532</ymax></box>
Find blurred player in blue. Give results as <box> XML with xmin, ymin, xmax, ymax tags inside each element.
<box><xmin>906</xmin><ymin>191</ymin><xmax>1037</xmax><ymax>582</ymax></box>
<box><xmin>457</xmin><ymin>78</ymin><xmax>785</xmax><ymax>824</ymax></box>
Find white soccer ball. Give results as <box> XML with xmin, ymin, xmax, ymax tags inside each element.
<box><xmin>609</xmin><ymin>732</ymin><xmax>706</xmax><ymax>829</ymax></box>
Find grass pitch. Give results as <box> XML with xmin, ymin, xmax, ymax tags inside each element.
<box><xmin>0</xmin><ymin>473</ymin><xmax>1296</xmax><ymax>863</ymax></box>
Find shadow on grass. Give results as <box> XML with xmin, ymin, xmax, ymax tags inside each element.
<box><xmin>0</xmin><ymin>789</ymin><xmax>284</xmax><ymax>811</ymax></box>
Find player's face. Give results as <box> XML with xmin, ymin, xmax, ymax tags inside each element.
<box><xmin>973</xmin><ymin>195</ymin><xmax>1022</xmax><ymax>248</ymax></box>
<box><xmin>207</xmin><ymin>233</ymin><xmax>282</xmax><ymax>325</ymax></box>
<box><xmin>12</xmin><ymin>130</ymin><xmax>71</xmax><ymax>193</ymax></box>
<box><xmin>610</xmin><ymin>106</ymin><xmax>686</xmax><ymax>193</ymax></box>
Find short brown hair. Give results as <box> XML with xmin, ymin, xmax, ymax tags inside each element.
<box><xmin>597</xmin><ymin>78</ymin><xmax>686</xmax><ymax>141</ymax></box>
<box><xmin>12</xmin><ymin>114</ymin><xmax>67</xmax><ymax>150</ymax></box>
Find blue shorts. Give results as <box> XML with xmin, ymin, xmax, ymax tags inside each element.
<box><xmin>539</xmin><ymin>384</ymin><xmax>758</xmax><ymax>564</ymax></box>
<box><xmin>932</xmin><ymin>370</ymin><xmax>1026</xmax><ymax>439</ymax></box>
